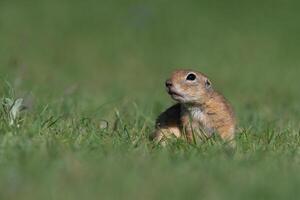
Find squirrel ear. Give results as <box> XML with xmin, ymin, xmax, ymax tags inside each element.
<box><xmin>205</xmin><ymin>79</ymin><xmax>212</xmax><ymax>91</ymax></box>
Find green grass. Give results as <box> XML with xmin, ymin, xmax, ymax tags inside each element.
<box><xmin>1</xmin><ymin>0</ymin><xmax>300</xmax><ymax>199</ymax></box>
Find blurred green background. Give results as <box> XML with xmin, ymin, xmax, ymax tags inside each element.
<box><xmin>1</xmin><ymin>0</ymin><xmax>300</xmax><ymax>125</ymax></box>
<box><xmin>0</xmin><ymin>0</ymin><xmax>300</xmax><ymax>199</ymax></box>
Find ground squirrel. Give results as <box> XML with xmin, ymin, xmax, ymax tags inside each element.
<box><xmin>151</xmin><ymin>69</ymin><xmax>236</xmax><ymax>145</ymax></box>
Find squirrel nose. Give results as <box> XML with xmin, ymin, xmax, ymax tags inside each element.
<box><xmin>165</xmin><ymin>80</ymin><xmax>173</xmax><ymax>87</ymax></box>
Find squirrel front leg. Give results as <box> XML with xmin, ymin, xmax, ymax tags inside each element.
<box><xmin>181</xmin><ymin>114</ymin><xmax>194</xmax><ymax>143</ymax></box>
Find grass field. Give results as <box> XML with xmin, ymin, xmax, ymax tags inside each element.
<box><xmin>1</xmin><ymin>0</ymin><xmax>300</xmax><ymax>199</ymax></box>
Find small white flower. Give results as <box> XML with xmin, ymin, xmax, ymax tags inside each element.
<box><xmin>2</xmin><ymin>98</ymin><xmax>25</xmax><ymax>126</ymax></box>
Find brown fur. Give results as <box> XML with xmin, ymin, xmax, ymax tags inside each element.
<box><xmin>151</xmin><ymin>69</ymin><xmax>236</xmax><ymax>145</ymax></box>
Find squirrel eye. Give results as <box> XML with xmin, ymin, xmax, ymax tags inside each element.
<box><xmin>186</xmin><ymin>73</ymin><xmax>196</xmax><ymax>81</ymax></box>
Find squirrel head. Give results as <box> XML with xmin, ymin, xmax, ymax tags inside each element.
<box><xmin>165</xmin><ymin>69</ymin><xmax>213</xmax><ymax>104</ymax></box>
